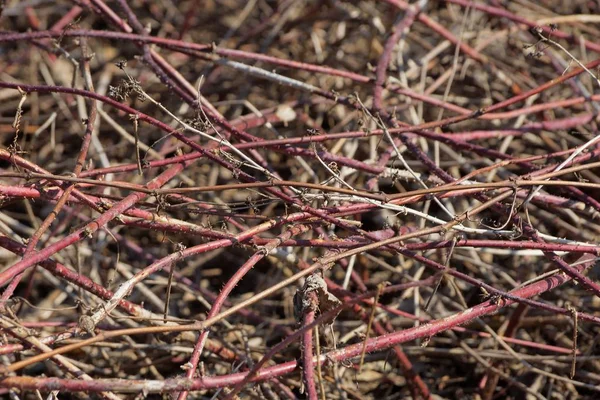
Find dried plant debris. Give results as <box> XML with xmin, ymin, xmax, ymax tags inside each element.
<box><xmin>293</xmin><ymin>273</ymin><xmax>342</xmax><ymax>324</ymax></box>
<box><xmin>0</xmin><ymin>1</ymin><xmax>600</xmax><ymax>399</ymax></box>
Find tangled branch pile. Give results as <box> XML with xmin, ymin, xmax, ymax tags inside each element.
<box><xmin>1</xmin><ymin>1</ymin><xmax>600</xmax><ymax>399</ymax></box>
